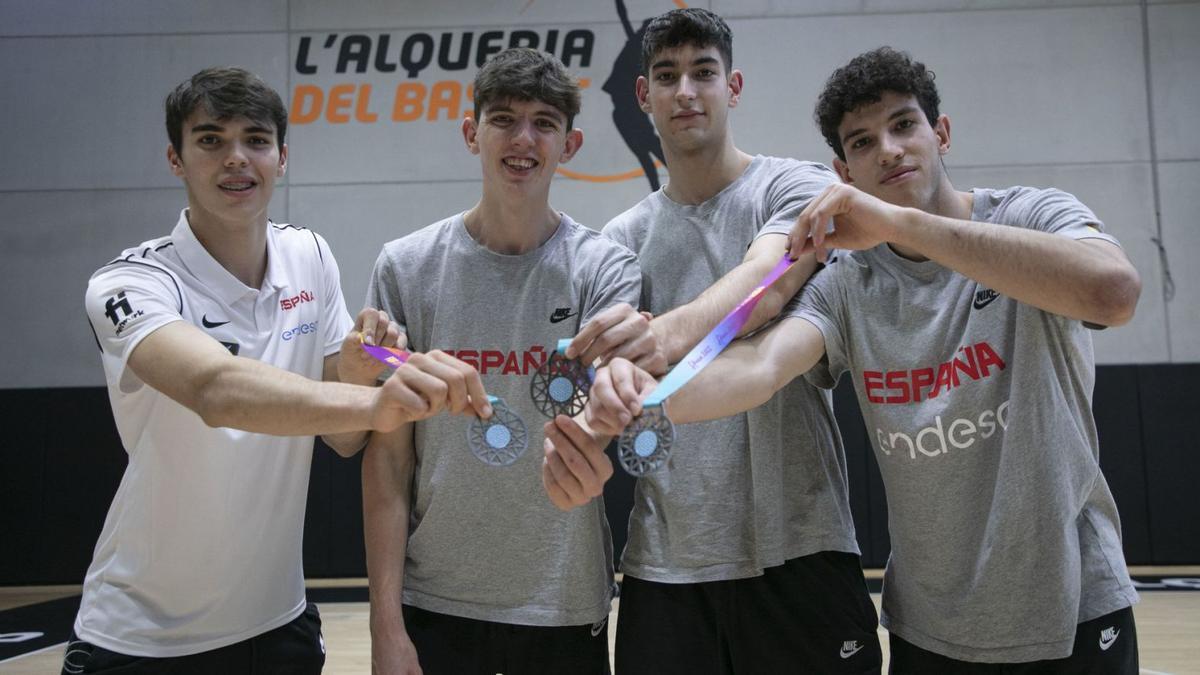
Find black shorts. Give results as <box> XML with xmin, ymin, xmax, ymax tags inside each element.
<box><xmin>888</xmin><ymin>605</ymin><xmax>1139</xmax><ymax>674</ymax></box>
<box><xmin>615</xmin><ymin>551</ymin><xmax>882</xmax><ymax>674</ymax></box>
<box><xmin>61</xmin><ymin>601</ymin><xmax>325</xmax><ymax>675</ymax></box>
<box><xmin>401</xmin><ymin>603</ymin><xmax>610</xmax><ymax>675</ymax></box>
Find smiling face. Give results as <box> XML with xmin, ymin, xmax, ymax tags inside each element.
<box><xmin>833</xmin><ymin>91</ymin><xmax>951</xmax><ymax>211</ymax></box>
<box><xmin>463</xmin><ymin>97</ymin><xmax>582</xmax><ymax>198</ymax></box>
<box><xmin>636</xmin><ymin>43</ymin><xmax>742</xmax><ymax>155</ymax></box>
<box><xmin>167</xmin><ymin>109</ymin><xmax>286</xmax><ymax>230</ymax></box>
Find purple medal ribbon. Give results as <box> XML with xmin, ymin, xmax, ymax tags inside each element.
<box><xmin>359</xmin><ymin>339</ymin><xmax>529</xmax><ymax>466</ymax></box>
<box><xmin>617</xmin><ymin>253</ymin><xmax>799</xmax><ymax>476</ymax></box>
<box><xmin>643</xmin><ymin>253</ymin><xmax>798</xmax><ymax>407</ymax></box>
<box><xmin>360</xmin><ymin>341</ymin><xmax>411</xmax><ymax>369</ymax></box>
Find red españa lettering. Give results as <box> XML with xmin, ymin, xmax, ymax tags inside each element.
<box><xmin>863</xmin><ymin>342</ymin><xmax>1007</xmax><ymax>404</ymax></box>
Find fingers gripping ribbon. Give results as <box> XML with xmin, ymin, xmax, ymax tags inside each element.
<box><xmin>360</xmin><ymin>341</ymin><xmax>528</xmax><ymax>467</ymax></box>
<box><xmin>617</xmin><ymin>253</ymin><xmax>798</xmax><ymax>477</ymax></box>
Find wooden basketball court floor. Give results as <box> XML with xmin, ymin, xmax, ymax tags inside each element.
<box><xmin>3</xmin><ymin>568</ymin><xmax>1197</xmax><ymax>674</ymax></box>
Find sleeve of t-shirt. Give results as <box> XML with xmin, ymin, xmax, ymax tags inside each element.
<box><xmin>754</xmin><ymin>161</ymin><xmax>839</xmax><ymax>240</ymax></box>
<box><xmin>580</xmin><ymin>243</ymin><xmax>642</xmax><ymax>325</ymax></box>
<box><xmin>364</xmin><ymin>246</ymin><xmax>408</xmax><ymax>338</ymax></box>
<box><xmin>1008</xmin><ymin>187</ymin><xmax>1120</xmax><ymax>246</ymax></box>
<box><xmin>600</xmin><ymin>216</ymin><xmax>631</xmax><ymax>250</ymax></box>
<box><xmin>85</xmin><ymin>260</ymin><xmax>185</xmax><ymax>393</ymax></box>
<box><xmin>781</xmin><ymin>265</ymin><xmax>848</xmax><ymax>390</ymax></box>
<box><xmin>314</xmin><ymin>232</ymin><xmax>354</xmax><ymax>357</ymax></box>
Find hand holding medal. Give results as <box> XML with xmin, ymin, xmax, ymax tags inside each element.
<box><xmin>587</xmin><ymin>254</ymin><xmax>801</xmax><ymax>476</ymax></box>
<box><xmin>360</xmin><ymin>339</ymin><xmax>528</xmax><ymax>466</ymax></box>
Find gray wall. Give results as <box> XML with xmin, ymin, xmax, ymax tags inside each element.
<box><xmin>1</xmin><ymin>0</ymin><xmax>1197</xmax><ymax>391</ymax></box>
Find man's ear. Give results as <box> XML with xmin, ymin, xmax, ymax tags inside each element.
<box><xmin>833</xmin><ymin>157</ymin><xmax>853</xmax><ymax>184</ymax></box>
<box><xmin>560</xmin><ymin>128</ymin><xmax>584</xmax><ymax>164</ymax></box>
<box><xmin>636</xmin><ymin>76</ymin><xmax>651</xmax><ymax>113</ymax></box>
<box><xmin>727</xmin><ymin>69</ymin><xmax>744</xmax><ymax>108</ymax></box>
<box><xmin>167</xmin><ymin>145</ymin><xmax>184</xmax><ymax>177</ymax></box>
<box><xmin>934</xmin><ymin>114</ymin><xmax>951</xmax><ymax>156</ymax></box>
<box><xmin>277</xmin><ymin>143</ymin><xmax>288</xmax><ymax>177</ymax></box>
<box><xmin>461</xmin><ymin>114</ymin><xmax>480</xmax><ymax>155</ymax></box>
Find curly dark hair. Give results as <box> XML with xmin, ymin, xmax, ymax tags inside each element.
<box><xmin>641</xmin><ymin>7</ymin><xmax>733</xmax><ymax>77</ymax></box>
<box><xmin>473</xmin><ymin>48</ymin><xmax>581</xmax><ymax>128</ymax></box>
<box><xmin>165</xmin><ymin>67</ymin><xmax>287</xmax><ymax>156</ymax></box>
<box><xmin>815</xmin><ymin>47</ymin><xmax>940</xmax><ymax>161</ymax></box>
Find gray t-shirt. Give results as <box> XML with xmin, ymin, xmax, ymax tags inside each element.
<box><xmin>787</xmin><ymin>186</ymin><xmax>1138</xmax><ymax>662</ymax></box>
<box><xmin>367</xmin><ymin>212</ymin><xmax>640</xmax><ymax>626</ymax></box>
<box><xmin>604</xmin><ymin>155</ymin><xmax>858</xmax><ymax>583</ymax></box>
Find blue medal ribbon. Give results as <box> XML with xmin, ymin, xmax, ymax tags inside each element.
<box><xmin>618</xmin><ymin>254</ymin><xmax>799</xmax><ymax>475</ymax></box>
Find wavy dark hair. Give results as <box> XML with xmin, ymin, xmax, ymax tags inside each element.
<box><xmin>815</xmin><ymin>47</ymin><xmax>940</xmax><ymax>161</ymax></box>
<box><xmin>473</xmin><ymin>48</ymin><xmax>581</xmax><ymax>128</ymax></box>
<box><xmin>640</xmin><ymin>7</ymin><xmax>732</xmax><ymax>76</ymax></box>
<box><xmin>165</xmin><ymin>67</ymin><xmax>287</xmax><ymax>155</ymax></box>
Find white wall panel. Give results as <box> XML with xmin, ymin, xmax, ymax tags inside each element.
<box><xmin>1158</xmin><ymin>161</ymin><xmax>1200</xmax><ymax>362</ymax></box>
<box><xmin>0</xmin><ymin>0</ymin><xmax>286</xmax><ymax>36</ymax></box>
<box><xmin>951</xmin><ymin>162</ymin><xmax>1168</xmax><ymax>364</ymax></box>
<box><xmin>285</xmin><ymin>23</ymin><xmax>658</xmax><ymax>185</ymax></box>
<box><xmin>0</xmin><ymin>186</ymin><xmax>286</xmax><ymax>388</ymax></box>
<box><xmin>289</xmin><ymin>0</ymin><xmax>677</xmax><ymax>31</ymax></box>
<box><xmin>288</xmin><ymin>177</ymin><xmax>659</xmax><ymax>314</ymax></box>
<box><xmin>289</xmin><ymin>181</ymin><xmax>485</xmax><ymax>311</ymax></box>
<box><xmin>717</xmin><ymin>0</ymin><xmax>1132</xmax><ymax>18</ymax></box>
<box><xmin>1149</xmin><ymin>2</ymin><xmax>1200</xmax><ymax>161</ymax></box>
<box><xmin>0</xmin><ymin>34</ymin><xmax>288</xmax><ymax>191</ymax></box>
<box><xmin>546</xmin><ymin>173</ymin><xmax>664</xmax><ymax>231</ymax></box>
<box><xmin>2</xmin><ymin>1</ymin><xmax>1196</xmax><ymax>391</ymax></box>
<box><xmin>730</xmin><ymin>6</ymin><xmax>1149</xmax><ymax>167</ymax></box>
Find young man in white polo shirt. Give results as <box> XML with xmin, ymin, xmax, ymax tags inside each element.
<box><xmin>69</xmin><ymin>67</ymin><xmax>489</xmax><ymax>674</ymax></box>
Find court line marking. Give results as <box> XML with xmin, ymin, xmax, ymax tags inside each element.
<box><xmin>0</xmin><ymin>641</ymin><xmax>66</xmax><ymax>664</ymax></box>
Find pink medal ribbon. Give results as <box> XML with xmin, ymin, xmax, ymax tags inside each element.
<box><xmin>358</xmin><ymin>339</ymin><xmax>528</xmax><ymax>466</ymax></box>
<box><xmin>360</xmin><ymin>341</ymin><xmax>411</xmax><ymax>368</ymax></box>
<box><xmin>618</xmin><ymin>253</ymin><xmax>800</xmax><ymax>476</ymax></box>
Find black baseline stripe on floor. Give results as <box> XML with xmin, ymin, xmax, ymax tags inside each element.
<box><xmin>1</xmin><ymin>577</ymin><xmax>1196</xmax><ymax>662</ymax></box>
<box><xmin>0</xmin><ymin>595</ymin><xmax>79</xmax><ymax>662</ymax></box>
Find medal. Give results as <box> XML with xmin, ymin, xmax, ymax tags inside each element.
<box><xmin>360</xmin><ymin>340</ymin><xmax>528</xmax><ymax>466</ymax></box>
<box><xmin>530</xmin><ymin>338</ymin><xmax>594</xmax><ymax>418</ymax></box>
<box><xmin>466</xmin><ymin>395</ymin><xmax>529</xmax><ymax>466</ymax></box>
<box><xmin>618</xmin><ymin>254</ymin><xmax>799</xmax><ymax>476</ymax></box>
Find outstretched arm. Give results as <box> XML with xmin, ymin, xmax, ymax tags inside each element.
<box><xmin>586</xmin><ymin>317</ymin><xmax>828</xmax><ymax>435</ymax></box>
<box><xmin>127</xmin><ymin>321</ymin><xmax>491</xmax><ymax>457</ymax></box>
<box><xmin>323</xmin><ymin>308</ymin><xmax>407</xmax><ymax>455</ymax></box>
<box><xmin>649</xmin><ymin>233</ymin><xmax>819</xmax><ymax>365</ymax></box>
<box><xmin>789</xmin><ymin>184</ymin><xmax>1141</xmax><ymax>326</ymax></box>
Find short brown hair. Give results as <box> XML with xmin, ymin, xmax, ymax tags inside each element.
<box><xmin>473</xmin><ymin>48</ymin><xmax>581</xmax><ymax>127</ymax></box>
<box><xmin>165</xmin><ymin>67</ymin><xmax>287</xmax><ymax>155</ymax></box>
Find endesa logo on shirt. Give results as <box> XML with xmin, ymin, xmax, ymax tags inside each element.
<box><xmin>281</xmin><ymin>290</ymin><xmax>315</xmax><ymax>311</ymax></box>
<box><xmin>862</xmin><ymin>341</ymin><xmax>1011</xmax><ymax>460</ymax></box>
<box><xmin>282</xmin><ymin>321</ymin><xmax>319</xmax><ymax>341</ymax></box>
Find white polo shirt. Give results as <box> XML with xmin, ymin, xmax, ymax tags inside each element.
<box><xmin>78</xmin><ymin>209</ymin><xmax>353</xmax><ymax>657</ymax></box>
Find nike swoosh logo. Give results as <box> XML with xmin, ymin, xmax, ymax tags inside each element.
<box><xmin>549</xmin><ymin>311</ymin><xmax>577</xmax><ymax>324</ymax></box>
<box><xmin>840</xmin><ymin>644</ymin><xmax>864</xmax><ymax>659</ymax></box>
<box><xmin>972</xmin><ymin>289</ymin><xmax>999</xmax><ymax>310</ymax></box>
<box><xmin>1099</xmin><ymin>629</ymin><xmax>1119</xmax><ymax>651</ymax></box>
<box><xmin>202</xmin><ymin>315</ymin><xmax>230</xmax><ymax>328</ymax></box>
